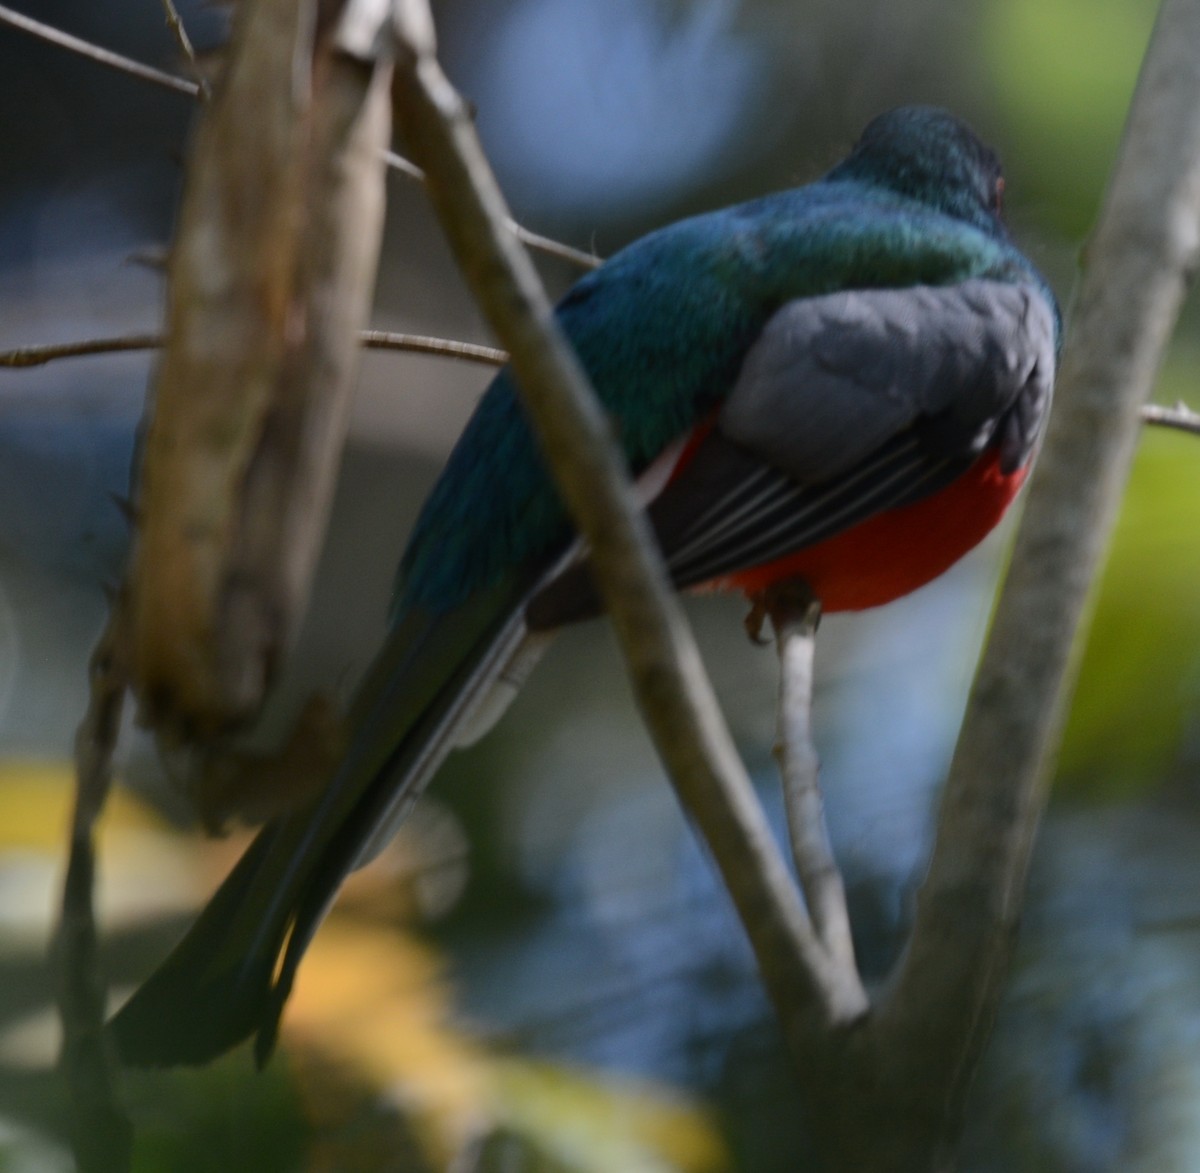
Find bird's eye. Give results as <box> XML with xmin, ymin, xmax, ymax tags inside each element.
<box><xmin>993</xmin><ymin>176</ymin><xmax>1006</xmax><ymax>214</ymax></box>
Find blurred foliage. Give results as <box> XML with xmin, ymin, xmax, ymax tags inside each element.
<box><xmin>0</xmin><ymin>765</ymin><xmax>724</xmax><ymax>1172</ymax></box>
<box><xmin>962</xmin><ymin>802</ymin><xmax>1200</xmax><ymax>1170</ymax></box>
<box><xmin>986</xmin><ymin>0</ymin><xmax>1158</xmax><ymax>237</ymax></box>
<box><xmin>984</xmin><ymin>0</ymin><xmax>1200</xmax><ymax>798</ymax></box>
<box><xmin>128</xmin><ymin>1061</ymin><xmax>308</xmax><ymax>1173</ymax></box>
<box><xmin>1058</xmin><ymin>360</ymin><xmax>1200</xmax><ymax>795</ymax></box>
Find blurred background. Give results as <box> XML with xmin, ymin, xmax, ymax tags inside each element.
<box><xmin>1</xmin><ymin>0</ymin><xmax>1198</xmax><ymax>1169</ymax></box>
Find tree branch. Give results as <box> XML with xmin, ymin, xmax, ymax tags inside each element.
<box><xmin>0</xmin><ymin>334</ymin><xmax>164</xmax><ymax>367</ymax></box>
<box><xmin>0</xmin><ymin>6</ymin><xmax>599</xmax><ymax>272</ymax></box>
<box><xmin>55</xmin><ymin>602</ymin><xmax>132</xmax><ymax>1173</ymax></box>
<box><xmin>0</xmin><ymin>330</ymin><xmax>507</xmax><ymax>369</ymax></box>
<box><xmin>766</xmin><ymin>584</ymin><xmax>860</xmax><ymax>983</ymax></box>
<box><xmin>126</xmin><ymin>0</ymin><xmax>397</xmax><ymax>738</ymax></box>
<box><xmin>1142</xmin><ymin>400</ymin><xmax>1200</xmax><ymax>435</ymax></box>
<box><xmin>389</xmin><ymin>0</ymin><xmax>868</xmax><ymax>1040</ymax></box>
<box><xmin>868</xmin><ymin>0</ymin><xmax>1200</xmax><ymax>1156</ymax></box>
<box><xmin>360</xmin><ymin>330</ymin><xmax>507</xmax><ymax>365</ymax></box>
<box><xmin>158</xmin><ymin>0</ymin><xmax>211</xmax><ymax>100</ymax></box>
<box><xmin>382</xmin><ymin>149</ymin><xmax>600</xmax><ymax>269</ymax></box>
<box><xmin>0</xmin><ymin>3</ymin><xmax>201</xmax><ymax>97</ymax></box>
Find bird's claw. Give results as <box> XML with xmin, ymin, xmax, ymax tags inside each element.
<box><xmin>743</xmin><ymin>595</ymin><xmax>771</xmax><ymax>645</ymax></box>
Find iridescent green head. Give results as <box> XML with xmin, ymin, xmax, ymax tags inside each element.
<box><xmin>829</xmin><ymin>106</ymin><xmax>1006</xmax><ymax>232</ymax></box>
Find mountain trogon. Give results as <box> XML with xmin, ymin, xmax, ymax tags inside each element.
<box><xmin>112</xmin><ymin>106</ymin><xmax>1060</xmax><ymax>1066</ymax></box>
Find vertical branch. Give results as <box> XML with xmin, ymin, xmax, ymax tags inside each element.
<box><xmin>56</xmin><ymin>606</ymin><xmax>132</xmax><ymax>1173</ymax></box>
<box><xmin>53</xmin><ymin>0</ymin><xmax>392</xmax><ymax>1157</ymax></box>
<box><xmin>128</xmin><ymin>0</ymin><xmax>394</xmax><ymax>742</ymax></box>
<box><xmin>767</xmin><ymin>585</ymin><xmax>859</xmax><ymax>981</ymax></box>
<box><xmin>859</xmin><ymin>0</ymin><xmax>1200</xmax><ymax>1158</ymax></box>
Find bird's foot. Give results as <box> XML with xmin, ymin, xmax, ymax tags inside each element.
<box><xmin>743</xmin><ymin>595</ymin><xmax>771</xmax><ymax>644</ymax></box>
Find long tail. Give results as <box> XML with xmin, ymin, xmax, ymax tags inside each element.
<box><xmin>111</xmin><ymin>575</ymin><xmax>535</xmax><ymax>1067</ymax></box>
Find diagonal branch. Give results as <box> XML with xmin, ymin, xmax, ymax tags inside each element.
<box><xmin>0</xmin><ymin>5</ymin><xmax>599</xmax><ymax>272</ymax></box>
<box><xmin>383</xmin><ymin>150</ymin><xmax>600</xmax><ymax>269</ymax></box>
<box><xmin>390</xmin><ymin>0</ymin><xmax>868</xmax><ymax>1038</ymax></box>
<box><xmin>0</xmin><ymin>3</ymin><xmax>201</xmax><ymax>97</ymax></box>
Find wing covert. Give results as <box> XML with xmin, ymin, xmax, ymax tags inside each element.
<box><xmin>526</xmin><ymin>278</ymin><xmax>1056</xmax><ymax>630</ymax></box>
<box><xmin>720</xmin><ymin>277</ymin><xmax>1056</xmax><ymax>482</ymax></box>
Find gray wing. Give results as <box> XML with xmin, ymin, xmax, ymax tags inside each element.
<box><xmin>527</xmin><ymin>278</ymin><xmax>1056</xmax><ymax>629</ymax></box>
<box><xmin>720</xmin><ymin>278</ymin><xmax>1055</xmax><ymax>480</ymax></box>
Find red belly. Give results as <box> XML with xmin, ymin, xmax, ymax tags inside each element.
<box><xmin>707</xmin><ymin>447</ymin><xmax>1026</xmax><ymax>612</ymax></box>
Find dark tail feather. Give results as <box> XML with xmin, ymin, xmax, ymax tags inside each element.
<box><xmin>252</xmin><ymin>591</ymin><xmax>537</xmax><ymax>1063</ymax></box>
<box><xmin>252</xmin><ymin>883</ymin><xmax>335</xmax><ymax>1066</ymax></box>
<box><xmin>109</xmin><ymin>580</ymin><xmax>536</xmax><ymax>1068</ymax></box>
<box><xmin>110</xmin><ymin>827</ymin><xmax>289</xmax><ymax>1065</ymax></box>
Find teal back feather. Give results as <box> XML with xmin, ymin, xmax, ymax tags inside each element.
<box><xmin>399</xmin><ymin>181</ymin><xmax>1045</xmax><ymax>616</ymax></box>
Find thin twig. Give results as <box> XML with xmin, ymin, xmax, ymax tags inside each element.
<box><xmin>382</xmin><ymin>146</ymin><xmax>425</xmax><ymax>182</ymax></box>
<box><xmin>767</xmin><ymin>584</ymin><xmax>860</xmax><ymax>983</ymax></box>
<box><xmin>0</xmin><ymin>3</ymin><xmax>200</xmax><ymax>97</ymax></box>
<box><xmin>505</xmin><ymin>220</ymin><xmax>601</xmax><ymax>271</ymax></box>
<box><xmin>383</xmin><ymin>149</ymin><xmax>601</xmax><ymax>270</ymax></box>
<box><xmin>1142</xmin><ymin>400</ymin><xmax>1200</xmax><ymax>435</ymax></box>
<box><xmin>0</xmin><ymin>334</ymin><xmax>164</xmax><ymax>367</ymax></box>
<box><xmin>56</xmin><ymin>602</ymin><xmax>132</xmax><ymax>1173</ymax></box>
<box><xmin>159</xmin><ymin>0</ymin><xmax>211</xmax><ymax>100</ymax></box>
<box><xmin>391</xmin><ymin>0</ymin><xmax>868</xmax><ymax>1041</ymax></box>
<box><xmin>125</xmin><ymin>246</ymin><xmax>170</xmax><ymax>272</ymax></box>
<box><xmin>0</xmin><ymin>330</ymin><xmax>508</xmax><ymax>368</ymax></box>
<box><xmin>361</xmin><ymin>330</ymin><xmax>507</xmax><ymax>365</ymax></box>
<box><xmin>0</xmin><ymin>8</ymin><xmax>599</xmax><ymax>273</ymax></box>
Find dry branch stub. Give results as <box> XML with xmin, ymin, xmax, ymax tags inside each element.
<box><xmin>128</xmin><ymin>0</ymin><xmax>392</xmax><ymax>743</ymax></box>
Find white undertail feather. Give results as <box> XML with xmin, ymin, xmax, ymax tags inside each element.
<box><xmin>355</xmin><ymin>444</ymin><xmax>690</xmax><ymax>867</ymax></box>
<box><xmin>454</xmin><ymin>629</ymin><xmax>556</xmax><ymax>748</ymax></box>
<box><xmin>350</xmin><ymin>604</ymin><xmax>535</xmax><ymax>868</ymax></box>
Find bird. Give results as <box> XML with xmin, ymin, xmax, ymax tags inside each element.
<box><xmin>111</xmin><ymin>105</ymin><xmax>1059</xmax><ymax>1067</ymax></box>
